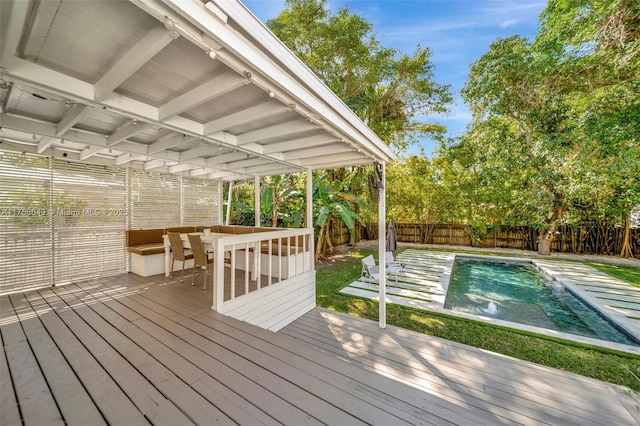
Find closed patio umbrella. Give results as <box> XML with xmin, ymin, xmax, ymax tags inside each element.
<box><xmin>385</xmin><ymin>221</ymin><xmax>398</xmax><ymax>253</ymax></box>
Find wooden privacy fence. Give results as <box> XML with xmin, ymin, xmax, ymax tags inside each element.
<box><xmin>356</xmin><ymin>222</ymin><xmax>640</xmax><ymax>259</ymax></box>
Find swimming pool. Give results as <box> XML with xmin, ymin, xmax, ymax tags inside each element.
<box><xmin>444</xmin><ymin>257</ymin><xmax>639</xmax><ymax>346</ymax></box>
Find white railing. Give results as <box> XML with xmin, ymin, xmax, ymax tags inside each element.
<box><xmin>213</xmin><ymin>228</ymin><xmax>314</xmax><ymax>313</ymax></box>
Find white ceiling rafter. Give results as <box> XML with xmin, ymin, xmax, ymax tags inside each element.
<box><xmin>207</xmin><ymin>131</ymin><xmax>237</xmax><ymax>146</ymax></box>
<box><xmin>208</xmin><ymin>171</ymin><xmax>243</xmax><ymax>180</ymax></box>
<box><xmin>244</xmin><ymin>163</ymin><xmax>298</xmax><ymax>175</ymax></box>
<box><xmin>205</xmin><ymin>151</ymin><xmax>247</xmax><ymax>167</ymax></box>
<box><xmin>147</xmin><ymin>134</ymin><xmax>195</xmax><ymax>155</ymax></box>
<box><xmin>144</xmin><ymin>158</ymin><xmax>170</xmax><ymax>170</ymax></box>
<box><xmin>158</xmin><ymin>72</ymin><xmax>248</xmax><ymax>120</ymax></box>
<box><xmin>37</xmin><ymin>136</ymin><xmax>58</xmax><ymax>153</ymax></box>
<box><xmin>79</xmin><ymin>145</ymin><xmax>104</xmax><ymax>160</ymax></box>
<box><xmin>300</xmin><ymin>152</ymin><xmax>367</xmax><ymax>167</ymax></box>
<box><xmin>168</xmin><ymin>163</ymin><xmax>197</xmax><ymax>173</ymax></box>
<box><xmin>57</xmin><ymin>104</ymin><xmax>91</xmax><ymax>136</ymax></box>
<box><xmin>115</xmin><ymin>152</ymin><xmax>136</xmax><ymax>166</ymax></box>
<box><xmin>261</xmin><ymin>134</ymin><xmax>336</xmax><ymax>154</ymax></box>
<box><xmin>237</xmin><ymin>120</ymin><xmax>315</xmax><ymax>146</ymax></box>
<box><xmin>95</xmin><ymin>24</ymin><xmax>179</xmax><ymax>100</ymax></box>
<box><xmin>179</xmin><ymin>143</ymin><xmax>215</xmax><ymax>162</ymax></box>
<box><xmin>189</xmin><ymin>167</ymin><xmax>215</xmax><ymax>177</ymax></box>
<box><xmin>224</xmin><ymin>157</ymin><xmax>268</xmax><ymax>170</ymax></box>
<box><xmin>281</xmin><ymin>144</ymin><xmax>353</xmax><ymax>161</ymax></box>
<box><xmin>107</xmin><ymin>121</ymin><xmax>151</xmax><ymax>147</ymax></box>
<box><xmin>203</xmin><ymin>101</ymin><xmax>288</xmax><ymax>134</ymax></box>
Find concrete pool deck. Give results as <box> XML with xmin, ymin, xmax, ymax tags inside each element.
<box><xmin>340</xmin><ymin>248</ymin><xmax>640</xmax><ymax>354</ymax></box>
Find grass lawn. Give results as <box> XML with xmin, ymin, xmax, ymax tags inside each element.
<box><xmin>316</xmin><ymin>248</ymin><xmax>640</xmax><ymax>391</ymax></box>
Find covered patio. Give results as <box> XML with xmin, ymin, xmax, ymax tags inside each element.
<box><xmin>0</xmin><ymin>0</ymin><xmax>394</xmax><ymax>330</ymax></box>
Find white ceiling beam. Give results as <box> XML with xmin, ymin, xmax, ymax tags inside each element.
<box><xmin>144</xmin><ymin>158</ymin><xmax>169</xmax><ymax>170</ymax></box>
<box><xmin>168</xmin><ymin>163</ymin><xmax>196</xmax><ymax>173</ymax></box>
<box><xmin>205</xmin><ymin>151</ymin><xmax>247</xmax><ymax>166</ymax></box>
<box><xmin>107</xmin><ymin>122</ymin><xmax>151</xmax><ymax>146</ymax></box>
<box><xmin>179</xmin><ymin>144</ymin><xmax>217</xmax><ymax>161</ymax></box>
<box><xmin>203</xmin><ymin>101</ymin><xmax>288</xmax><ymax>134</ymax></box>
<box><xmin>6</xmin><ymin>57</ymin><xmax>95</xmax><ymax>101</ymax></box>
<box><xmin>37</xmin><ymin>137</ymin><xmax>58</xmax><ymax>154</ymax></box>
<box><xmin>79</xmin><ymin>145</ymin><xmax>104</xmax><ymax>160</ymax></box>
<box><xmin>262</xmin><ymin>134</ymin><xmax>336</xmax><ymax>154</ymax></box>
<box><xmin>301</xmin><ymin>152</ymin><xmax>368</xmax><ymax>167</ymax></box>
<box><xmin>147</xmin><ymin>134</ymin><xmax>195</xmax><ymax>154</ymax></box>
<box><xmin>243</xmin><ymin>163</ymin><xmax>299</xmax><ymax>175</ymax></box>
<box><xmin>224</xmin><ymin>157</ymin><xmax>269</xmax><ymax>170</ymax></box>
<box><xmin>0</xmin><ymin>1</ymin><xmax>30</xmax><ymax>68</ymax></box>
<box><xmin>115</xmin><ymin>153</ymin><xmax>136</xmax><ymax>166</ymax></box>
<box><xmin>237</xmin><ymin>120</ymin><xmax>315</xmax><ymax>146</ymax></box>
<box><xmin>255</xmin><ymin>168</ymin><xmax>301</xmax><ymax>177</ymax></box>
<box><xmin>158</xmin><ymin>72</ymin><xmax>248</xmax><ymax>120</ymax></box>
<box><xmin>237</xmin><ymin>143</ymin><xmax>263</xmax><ymax>154</ymax></box>
<box><xmin>189</xmin><ymin>167</ymin><xmax>216</xmax><ymax>177</ymax></box>
<box><xmin>21</xmin><ymin>0</ymin><xmax>63</xmax><ymax>61</ymax></box>
<box><xmin>208</xmin><ymin>171</ymin><xmax>243</xmax><ymax>180</ymax></box>
<box><xmin>308</xmin><ymin>158</ymin><xmax>373</xmax><ymax>171</ymax></box>
<box><xmin>207</xmin><ymin>131</ymin><xmax>237</xmax><ymax>146</ymax></box>
<box><xmin>95</xmin><ymin>25</ymin><xmax>179</xmax><ymax>100</ymax></box>
<box><xmin>281</xmin><ymin>144</ymin><xmax>353</xmax><ymax>161</ymax></box>
<box><xmin>57</xmin><ymin>104</ymin><xmax>90</xmax><ymax>136</ymax></box>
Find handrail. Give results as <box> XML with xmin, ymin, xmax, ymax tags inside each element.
<box><xmin>213</xmin><ymin>228</ymin><xmax>313</xmax><ymax>312</ymax></box>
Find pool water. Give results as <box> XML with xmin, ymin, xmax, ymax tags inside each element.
<box><xmin>444</xmin><ymin>258</ymin><xmax>638</xmax><ymax>346</ymax></box>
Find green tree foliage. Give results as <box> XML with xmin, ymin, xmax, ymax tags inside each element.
<box><xmin>450</xmin><ymin>0</ymin><xmax>639</xmax><ymax>256</ymax></box>
<box><xmin>460</xmin><ymin>35</ymin><xmax>576</xmax><ymax>254</ymax></box>
<box><xmin>267</xmin><ymin>0</ymin><xmax>452</xmax><ymax>150</ymax></box>
<box><xmin>386</xmin><ymin>153</ymin><xmax>457</xmax><ymax>224</ymax></box>
<box><xmin>313</xmin><ymin>171</ymin><xmax>367</xmax><ymax>259</ymax></box>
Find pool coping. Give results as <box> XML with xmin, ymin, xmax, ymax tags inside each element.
<box><xmin>442</xmin><ymin>253</ymin><xmax>640</xmax><ymax>355</ymax></box>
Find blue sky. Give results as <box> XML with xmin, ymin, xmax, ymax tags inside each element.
<box><xmin>242</xmin><ymin>0</ymin><xmax>547</xmax><ymax>156</ymax></box>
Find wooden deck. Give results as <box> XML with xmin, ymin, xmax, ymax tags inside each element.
<box><xmin>282</xmin><ymin>309</ymin><xmax>640</xmax><ymax>426</ymax></box>
<box><xmin>2</xmin><ymin>272</ymin><xmax>511</xmax><ymax>426</ymax></box>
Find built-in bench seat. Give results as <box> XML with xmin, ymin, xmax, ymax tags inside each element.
<box><xmin>125</xmin><ymin>228</ymin><xmax>166</xmax><ymax>277</ymax></box>
<box><xmin>126</xmin><ymin>225</ymin><xmax>310</xmax><ymax>277</ymax></box>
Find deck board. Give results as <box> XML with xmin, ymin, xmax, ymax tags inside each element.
<box><xmin>3</xmin><ymin>272</ymin><xmax>639</xmax><ymax>425</ymax></box>
<box><xmin>0</xmin><ymin>295</ymin><xmax>64</xmax><ymax>425</ymax></box>
<box><xmin>282</xmin><ymin>308</ymin><xmax>640</xmax><ymax>426</ymax></box>
<box><xmin>8</xmin><ymin>292</ymin><xmax>106</xmax><ymax>426</ymax></box>
<box><xmin>0</xmin><ymin>331</ymin><xmax>21</xmax><ymax>426</ymax></box>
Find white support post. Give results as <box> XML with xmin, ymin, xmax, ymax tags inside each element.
<box><xmin>217</xmin><ymin>180</ymin><xmax>223</xmax><ymax>225</ymax></box>
<box><xmin>253</xmin><ymin>175</ymin><xmax>260</xmax><ymax>280</ymax></box>
<box><xmin>225</xmin><ymin>180</ymin><xmax>234</xmax><ymax>225</ymax></box>
<box><xmin>254</xmin><ymin>175</ymin><xmax>261</xmax><ymax>227</ymax></box>
<box><xmin>378</xmin><ymin>163</ymin><xmax>386</xmax><ymax>329</ymax></box>
<box><xmin>306</xmin><ymin>168</ymin><xmax>314</xmax><ymax>269</ymax></box>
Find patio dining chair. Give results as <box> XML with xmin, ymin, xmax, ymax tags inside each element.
<box><xmin>188</xmin><ymin>233</ymin><xmax>213</xmax><ymax>290</ymax></box>
<box><xmin>168</xmin><ymin>232</ymin><xmax>193</xmax><ymax>283</ymax></box>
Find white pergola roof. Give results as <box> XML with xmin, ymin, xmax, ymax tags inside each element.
<box><xmin>0</xmin><ymin>0</ymin><xmax>394</xmax><ymax>180</ymax></box>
